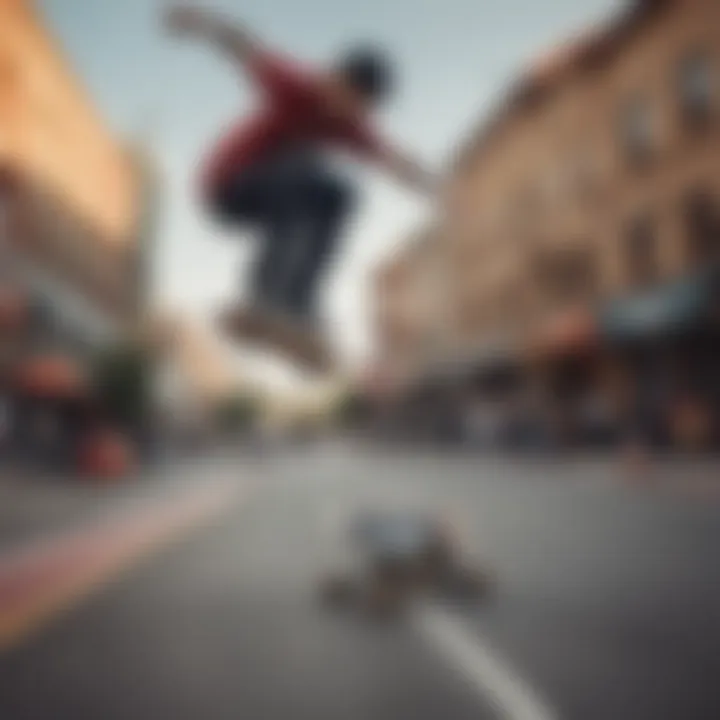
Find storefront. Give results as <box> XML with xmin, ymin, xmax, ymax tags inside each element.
<box><xmin>525</xmin><ymin>307</ymin><xmax>619</xmax><ymax>447</ymax></box>
<box><xmin>0</xmin><ymin>168</ymin><xmax>141</xmax><ymax>472</ymax></box>
<box><xmin>600</xmin><ymin>268</ymin><xmax>720</xmax><ymax>449</ymax></box>
<box><xmin>0</xmin><ymin>3</ymin><xmax>161</xmax><ymax>476</ymax></box>
<box><xmin>10</xmin><ymin>354</ymin><xmax>97</xmax><ymax>470</ymax></box>
<box><xmin>420</xmin><ymin>338</ymin><xmax>526</xmax><ymax>448</ymax></box>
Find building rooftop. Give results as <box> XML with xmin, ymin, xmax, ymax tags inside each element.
<box><xmin>452</xmin><ymin>0</ymin><xmax>674</xmax><ymax>173</ymax></box>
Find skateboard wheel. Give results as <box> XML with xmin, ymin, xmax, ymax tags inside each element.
<box><xmin>363</xmin><ymin>581</ymin><xmax>403</xmax><ymax>620</ymax></box>
<box><xmin>448</xmin><ymin>566</ymin><xmax>492</xmax><ymax>600</ymax></box>
<box><xmin>320</xmin><ymin>574</ymin><xmax>355</xmax><ymax>608</ymax></box>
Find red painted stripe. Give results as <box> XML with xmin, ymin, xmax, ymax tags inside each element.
<box><xmin>0</xmin><ymin>482</ymin><xmax>240</xmax><ymax>635</ymax></box>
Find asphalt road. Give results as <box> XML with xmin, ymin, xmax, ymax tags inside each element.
<box><xmin>1</xmin><ymin>444</ymin><xmax>720</xmax><ymax>720</ymax></box>
<box><xmin>0</xmin><ymin>454</ymin><xmax>215</xmax><ymax>549</ymax></box>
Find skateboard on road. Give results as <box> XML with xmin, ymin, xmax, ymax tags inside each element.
<box><xmin>218</xmin><ymin>303</ymin><xmax>334</xmax><ymax>375</ymax></box>
<box><xmin>319</xmin><ymin>508</ymin><xmax>493</xmax><ymax>619</ymax></box>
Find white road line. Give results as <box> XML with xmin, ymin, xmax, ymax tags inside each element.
<box><xmin>415</xmin><ymin>607</ymin><xmax>559</xmax><ymax>720</ymax></box>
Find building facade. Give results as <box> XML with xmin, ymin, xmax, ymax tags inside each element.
<box><xmin>0</xmin><ymin>0</ymin><xmax>154</xmax><ymax>466</ymax></box>
<box><xmin>0</xmin><ymin>0</ymin><xmax>143</xmax><ymax>344</ymax></box>
<box><xmin>375</xmin><ymin>0</ymin><xmax>720</xmax><ymax>448</ymax></box>
<box><xmin>369</xmin><ymin>229</ymin><xmax>471</xmax><ymax>442</ymax></box>
<box><xmin>372</xmin><ymin>228</ymin><xmax>446</xmax><ymax>389</ymax></box>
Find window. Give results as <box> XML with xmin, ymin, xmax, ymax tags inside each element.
<box><xmin>678</xmin><ymin>50</ymin><xmax>714</xmax><ymax>126</ymax></box>
<box><xmin>625</xmin><ymin>216</ymin><xmax>659</xmax><ymax>286</ymax></box>
<box><xmin>619</xmin><ymin>96</ymin><xmax>655</xmax><ymax>166</ymax></box>
<box><xmin>685</xmin><ymin>191</ymin><xmax>720</xmax><ymax>265</ymax></box>
<box><xmin>533</xmin><ymin>245</ymin><xmax>598</xmax><ymax>305</ymax></box>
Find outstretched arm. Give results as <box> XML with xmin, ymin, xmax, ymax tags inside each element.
<box><xmin>379</xmin><ymin>146</ymin><xmax>439</xmax><ymax>199</ymax></box>
<box><xmin>163</xmin><ymin>4</ymin><xmax>264</xmax><ymax>71</ymax></box>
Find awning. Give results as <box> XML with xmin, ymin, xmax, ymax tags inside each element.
<box><xmin>600</xmin><ymin>268</ymin><xmax>719</xmax><ymax>342</ymax></box>
<box><xmin>529</xmin><ymin>308</ymin><xmax>599</xmax><ymax>361</ymax></box>
<box><xmin>14</xmin><ymin>355</ymin><xmax>89</xmax><ymax>400</ymax></box>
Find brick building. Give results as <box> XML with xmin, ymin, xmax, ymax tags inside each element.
<box><xmin>375</xmin><ymin>0</ymin><xmax>720</xmax><ymax>447</ymax></box>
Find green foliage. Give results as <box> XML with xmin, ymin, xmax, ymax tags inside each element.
<box><xmin>334</xmin><ymin>390</ymin><xmax>371</xmax><ymax>428</ymax></box>
<box><xmin>214</xmin><ymin>393</ymin><xmax>259</xmax><ymax>433</ymax></box>
<box><xmin>92</xmin><ymin>342</ymin><xmax>155</xmax><ymax>430</ymax></box>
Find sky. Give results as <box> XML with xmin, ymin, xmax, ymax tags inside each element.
<box><xmin>38</xmin><ymin>0</ymin><xmax>621</xmax><ymax>390</ymax></box>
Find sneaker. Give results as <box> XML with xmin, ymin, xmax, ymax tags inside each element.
<box><xmin>272</xmin><ymin>311</ymin><xmax>333</xmax><ymax>374</ymax></box>
<box><xmin>218</xmin><ymin>299</ymin><xmax>334</xmax><ymax>373</ymax></box>
<box><xmin>217</xmin><ymin>295</ymin><xmax>283</xmax><ymax>340</ymax></box>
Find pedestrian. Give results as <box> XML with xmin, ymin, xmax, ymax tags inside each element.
<box><xmin>164</xmin><ymin>4</ymin><xmax>436</xmax><ymax>371</ymax></box>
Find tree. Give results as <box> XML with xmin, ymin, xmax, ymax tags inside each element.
<box><xmin>214</xmin><ymin>393</ymin><xmax>259</xmax><ymax>434</ymax></box>
<box><xmin>91</xmin><ymin>342</ymin><xmax>155</xmax><ymax>432</ymax></box>
<box><xmin>334</xmin><ymin>389</ymin><xmax>372</xmax><ymax>429</ymax></box>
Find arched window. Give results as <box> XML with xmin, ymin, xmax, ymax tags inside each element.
<box><xmin>625</xmin><ymin>215</ymin><xmax>658</xmax><ymax>287</ymax></box>
<box><xmin>619</xmin><ymin>95</ymin><xmax>656</xmax><ymax>167</ymax></box>
<box><xmin>685</xmin><ymin>190</ymin><xmax>720</xmax><ymax>265</ymax></box>
<box><xmin>678</xmin><ymin>50</ymin><xmax>715</xmax><ymax>128</ymax></box>
<box><xmin>533</xmin><ymin>245</ymin><xmax>598</xmax><ymax>305</ymax></box>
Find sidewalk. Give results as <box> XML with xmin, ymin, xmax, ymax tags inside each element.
<box><xmin>0</xmin><ymin>467</ymin><xmax>243</xmax><ymax>654</ymax></box>
<box><xmin>0</xmin><ymin>469</ymin><xmax>128</xmax><ymax>551</ymax></box>
<box><xmin>620</xmin><ymin>454</ymin><xmax>720</xmax><ymax>498</ymax></box>
<box><xmin>353</xmin><ymin>439</ymin><xmax>720</xmax><ymax>499</ymax></box>
<box><xmin>0</xmin><ymin>451</ymin><xmax>239</xmax><ymax>553</ymax></box>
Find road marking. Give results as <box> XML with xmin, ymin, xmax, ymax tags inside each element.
<box><xmin>0</xmin><ymin>481</ymin><xmax>246</xmax><ymax>654</ymax></box>
<box><xmin>415</xmin><ymin>607</ymin><xmax>558</xmax><ymax>720</ymax></box>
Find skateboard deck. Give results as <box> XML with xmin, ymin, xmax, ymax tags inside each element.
<box><xmin>218</xmin><ymin>305</ymin><xmax>334</xmax><ymax>374</ymax></box>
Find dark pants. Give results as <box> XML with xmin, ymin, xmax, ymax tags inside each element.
<box><xmin>210</xmin><ymin>149</ymin><xmax>356</xmax><ymax>319</ymax></box>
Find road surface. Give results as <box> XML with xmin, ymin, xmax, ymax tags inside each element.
<box><xmin>1</xmin><ymin>445</ymin><xmax>720</xmax><ymax>720</ymax></box>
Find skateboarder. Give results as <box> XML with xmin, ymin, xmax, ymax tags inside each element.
<box><xmin>163</xmin><ymin>4</ymin><xmax>436</xmax><ymax>371</ymax></box>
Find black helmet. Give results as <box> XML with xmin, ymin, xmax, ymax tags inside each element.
<box><xmin>336</xmin><ymin>45</ymin><xmax>395</xmax><ymax>104</ymax></box>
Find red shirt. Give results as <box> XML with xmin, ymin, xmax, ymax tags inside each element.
<box><xmin>200</xmin><ymin>51</ymin><xmax>384</xmax><ymax>196</ymax></box>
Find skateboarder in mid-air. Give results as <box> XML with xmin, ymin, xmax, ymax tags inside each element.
<box><xmin>163</xmin><ymin>4</ymin><xmax>437</xmax><ymax>372</ymax></box>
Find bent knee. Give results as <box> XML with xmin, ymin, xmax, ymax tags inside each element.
<box><xmin>310</xmin><ymin>174</ymin><xmax>356</xmax><ymax>216</ymax></box>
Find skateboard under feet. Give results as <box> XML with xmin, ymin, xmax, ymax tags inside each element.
<box><xmin>218</xmin><ymin>303</ymin><xmax>334</xmax><ymax>374</ymax></box>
